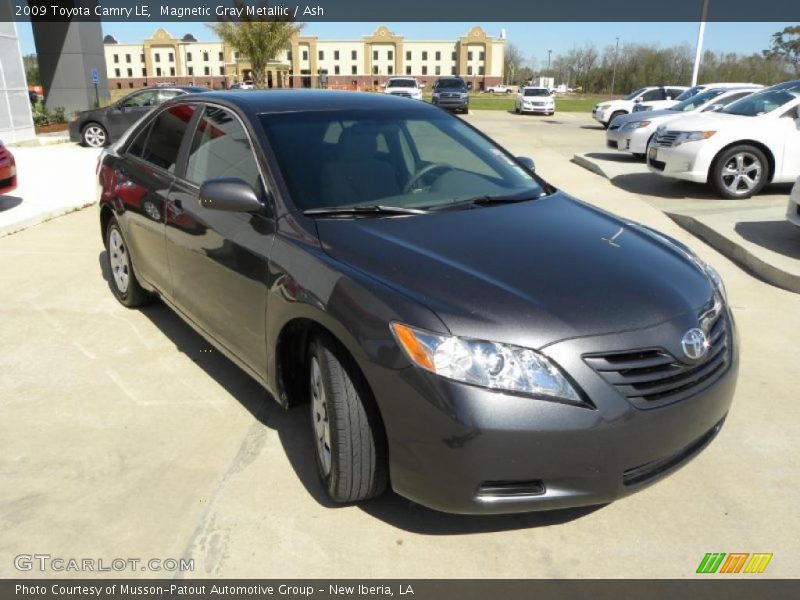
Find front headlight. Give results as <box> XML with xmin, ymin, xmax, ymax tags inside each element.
<box><xmin>700</xmin><ymin>262</ymin><xmax>727</xmax><ymax>302</ymax></box>
<box><xmin>391</xmin><ymin>323</ymin><xmax>583</xmax><ymax>404</ymax></box>
<box><xmin>622</xmin><ymin>120</ymin><xmax>651</xmax><ymax>131</ymax></box>
<box><xmin>674</xmin><ymin>130</ymin><xmax>716</xmax><ymax>145</ymax></box>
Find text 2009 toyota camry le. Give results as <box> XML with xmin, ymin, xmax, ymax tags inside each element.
<box><xmin>97</xmin><ymin>90</ymin><xmax>737</xmax><ymax>514</ymax></box>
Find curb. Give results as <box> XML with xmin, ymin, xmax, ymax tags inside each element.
<box><xmin>667</xmin><ymin>212</ymin><xmax>800</xmax><ymax>294</ymax></box>
<box><xmin>571</xmin><ymin>153</ymin><xmax>612</xmax><ymax>179</ymax></box>
<box><xmin>8</xmin><ymin>136</ymin><xmax>72</xmax><ymax>148</ymax></box>
<box><xmin>0</xmin><ymin>202</ymin><xmax>95</xmax><ymax>240</ymax></box>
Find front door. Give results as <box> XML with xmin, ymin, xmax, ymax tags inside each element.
<box><xmin>107</xmin><ymin>89</ymin><xmax>159</xmax><ymax>139</ymax></box>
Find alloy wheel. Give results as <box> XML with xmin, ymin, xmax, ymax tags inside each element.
<box><xmin>310</xmin><ymin>357</ymin><xmax>332</xmax><ymax>476</ymax></box>
<box><xmin>108</xmin><ymin>229</ymin><xmax>130</xmax><ymax>293</ymax></box>
<box><xmin>721</xmin><ymin>152</ymin><xmax>762</xmax><ymax>196</ymax></box>
<box><xmin>83</xmin><ymin>126</ymin><xmax>106</xmax><ymax>147</ymax></box>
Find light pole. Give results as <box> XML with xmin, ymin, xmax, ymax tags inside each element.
<box><xmin>610</xmin><ymin>37</ymin><xmax>619</xmax><ymax>97</ymax></box>
<box><xmin>691</xmin><ymin>0</ymin><xmax>710</xmax><ymax>86</ymax></box>
<box><xmin>547</xmin><ymin>49</ymin><xmax>552</xmax><ymax>72</ymax></box>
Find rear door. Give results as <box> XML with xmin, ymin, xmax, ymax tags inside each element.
<box><xmin>116</xmin><ymin>103</ymin><xmax>198</xmax><ymax>296</ymax></box>
<box><xmin>165</xmin><ymin>104</ymin><xmax>276</xmax><ymax>372</ymax></box>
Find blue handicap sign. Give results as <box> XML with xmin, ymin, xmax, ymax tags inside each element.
<box><xmin>91</xmin><ymin>68</ymin><xmax>99</xmax><ymax>84</ymax></box>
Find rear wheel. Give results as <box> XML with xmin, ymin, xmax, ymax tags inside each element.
<box><xmin>105</xmin><ymin>219</ymin><xmax>152</xmax><ymax>307</ymax></box>
<box><xmin>309</xmin><ymin>333</ymin><xmax>388</xmax><ymax>503</ymax></box>
<box><xmin>82</xmin><ymin>123</ymin><xmax>107</xmax><ymax>148</ymax></box>
<box><xmin>711</xmin><ymin>145</ymin><xmax>768</xmax><ymax>199</ymax></box>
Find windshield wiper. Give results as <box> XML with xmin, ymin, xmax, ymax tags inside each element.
<box><xmin>303</xmin><ymin>205</ymin><xmax>429</xmax><ymax>218</ymax></box>
<box><xmin>430</xmin><ymin>192</ymin><xmax>545</xmax><ymax>211</ymax></box>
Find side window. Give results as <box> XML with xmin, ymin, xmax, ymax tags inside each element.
<box><xmin>134</xmin><ymin>104</ymin><xmax>196</xmax><ymax>172</ymax></box>
<box><xmin>122</xmin><ymin>90</ymin><xmax>158</xmax><ymax>107</ymax></box>
<box><xmin>666</xmin><ymin>87</ymin><xmax>683</xmax><ymax>99</ymax></box>
<box><xmin>716</xmin><ymin>91</ymin><xmax>751</xmax><ymax>108</ymax></box>
<box><xmin>157</xmin><ymin>90</ymin><xmax>182</xmax><ymax>103</ymax></box>
<box><xmin>640</xmin><ymin>88</ymin><xmax>666</xmax><ymax>102</ymax></box>
<box><xmin>185</xmin><ymin>106</ymin><xmax>261</xmax><ymax>191</ymax></box>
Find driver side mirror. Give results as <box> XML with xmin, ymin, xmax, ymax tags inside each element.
<box><xmin>516</xmin><ymin>156</ymin><xmax>535</xmax><ymax>172</ymax></box>
<box><xmin>200</xmin><ymin>178</ymin><xmax>263</xmax><ymax>213</ymax></box>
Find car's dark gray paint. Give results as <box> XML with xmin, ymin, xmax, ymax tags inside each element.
<box><xmin>98</xmin><ymin>90</ymin><xmax>737</xmax><ymax>514</ymax></box>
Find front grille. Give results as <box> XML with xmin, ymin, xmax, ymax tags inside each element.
<box><xmin>390</xmin><ymin>91</ymin><xmax>412</xmax><ymax>98</ymax></box>
<box><xmin>584</xmin><ymin>310</ymin><xmax>730</xmax><ymax>409</ymax></box>
<box><xmin>441</xmin><ymin>93</ymin><xmax>461</xmax><ymax>98</ymax></box>
<box><xmin>654</xmin><ymin>130</ymin><xmax>680</xmax><ymax>147</ymax></box>
<box><xmin>607</xmin><ymin>140</ymin><xmax>618</xmax><ymax>149</ymax></box>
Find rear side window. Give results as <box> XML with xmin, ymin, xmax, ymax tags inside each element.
<box><xmin>128</xmin><ymin>104</ymin><xmax>196</xmax><ymax>172</ymax></box>
<box><xmin>641</xmin><ymin>88</ymin><xmax>666</xmax><ymax>102</ymax></box>
<box><xmin>122</xmin><ymin>90</ymin><xmax>158</xmax><ymax>107</ymax></box>
<box><xmin>184</xmin><ymin>106</ymin><xmax>261</xmax><ymax>191</ymax></box>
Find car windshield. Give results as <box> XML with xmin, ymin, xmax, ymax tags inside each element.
<box><xmin>389</xmin><ymin>79</ymin><xmax>416</xmax><ymax>88</ymax></box>
<box><xmin>722</xmin><ymin>88</ymin><xmax>799</xmax><ymax>116</ymax></box>
<box><xmin>674</xmin><ymin>86</ymin><xmax>703</xmax><ymax>101</ymax></box>
<box><xmin>436</xmin><ymin>79</ymin><xmax>466</xmax><ymax>89</ymax></box>
<box><xmin>523</xmin><ymin>88</ymin><xmax>550</xmax><ymax>97</ymax></box>
<box><xmin>624</xmin><ymin>88</ymin><xmax>647</xmax><ymax>100</ymax></box>
<box><xmin>669</xmin><ymin>88</ymin><xmax>726</xmax><ymax>112</ymax></box>
<box><xmin>260</xmin><ymin>109</ymin><xmax>544</xmax><ymax>211</ymax></box>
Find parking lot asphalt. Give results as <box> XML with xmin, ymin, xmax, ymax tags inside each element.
<box><xmin>1</xmin><ymin>112</ymin><xmax>798</xmax><ymax>578</ymax></box>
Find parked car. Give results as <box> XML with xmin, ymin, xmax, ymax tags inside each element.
<box><xmin>384</xmin><ymin>77</ymin><xmax>422</xmax><ymax>100</ymax></box>
<box><xmin>231</xmin><ymin>81</ymin><xmax>254</xmax><ymax>90</ymax></box>
<box><xmin>647</xmin><ymin>80</ymin><xmax>800</xmax><ymax>199</ymax></box>
<box><xmin>515</xmin><ymin>86</ymin><xmax>555</xmax><ymax>115</ymax></box>
<box><xmin>608</xmin><ymin>86</ymin><xmax>763</xmax><ymax>157</ymax></box>
<box><xmin>593</xmin><ymin>86</ymin><xmax>689</xmax><ymax>127</ymax></box>
<box><xmin>98</xmin><ymin>90</ymin><xmax>737</xmax><ymax>514</ymax></box>
<box><xmin>787</xmin><ymin>176</ymin><xmax>800</xmax><ymax>228</ymax></box>
<box><xmin>632</xmin><ymin>82</ymin><xmax>761</xmax><ymax>113</ymax></box>
<box><xmin>0</xmin><ymin>141</ymin><xmax>17</xmax><ymax>195</ymax></box>
<box><xmin>69</xmin><ymin>86</ymin><xmax>209</xmax><ymax>148</ymax></box>
<box><xmin>486</xmin><ymin>84</ymin><xmax>513</xmax><ymax>94</ymax></box>
<box><xmin>431</xmin><ymin>77</ymin><xmax>469</xmax><ymax>113</ymax></box>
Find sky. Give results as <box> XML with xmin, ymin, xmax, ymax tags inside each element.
<box><xmin>15</xmin><ymin>21</ymin><xmax>796</xmax><ymax>64</ymax></box>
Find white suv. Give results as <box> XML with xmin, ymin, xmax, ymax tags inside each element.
<box><xmin>607</xmin><ymin>85</ymin><xmax>762</xmax><ymax>156</ymax></box>
<box><xmin>593</xmin><ymin>86</ymin><xmax>688</xmax><ymax>127</ymax></box>
<box><xmin>384</xmin><ymin>77</ymin><xmax>423</xmax><ymax>100</ymax></box>
<box><xmin>646</xmin><ymin>80</ymin><xmax>800</xmax><ymax>199</ymax></box>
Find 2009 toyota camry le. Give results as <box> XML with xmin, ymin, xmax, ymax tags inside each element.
<box><xmin>97</xmin><ymin>90</ymin><xmax>737</xmax><ymax>514</ymax></box>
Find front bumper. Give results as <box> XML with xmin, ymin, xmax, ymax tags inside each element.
<box><xmin>0</xmin><ymin>164</ymin><xmax>16</xmax><ymax>195</ymax></box>
<box><xmin>68</xmin><ymin>120</ymin><xmax>82</xmax><ymax>143</ymax></box>
<box><xmin>432</xmin><ymin>96</ymin><xmax>469</xmax><ymax>110</ymax></box>
<box><xmin>787</xmin><ymin>183</ymin><xmax>800</xmax><ymax>228</ymax></box>
<box><xmin>606</xmin><ymin>125</ymin><xmax>653</xmax><ymax>154</ymax></box>
<box><xmin>520</xmin><ymin>103</ymin><xmax>554</xmax><ymax>114</ymax></box>
<box><xmin>593</xmin><ymin>107</ymin><xmax>609</xmax><ymax>124</ymax></box>
<box><xmin>369</xmin><ymin>309</ymin><xmax>738</xmax><ymax>514</ymax></box>
<box><xmin>646</xmin><ymin>141</ymin><xmax>715</xmax><ymax>183</ymax></box>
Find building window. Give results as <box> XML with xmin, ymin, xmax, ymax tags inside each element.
<box><xmin>373</xmin><ymin>50</ymin><xmax>378</xmax><ymax>60</ymax></box>
<box><xmin>127</xmin><ymin>68</ymin><xmax>132</xmax><ymax>77</ymax></box>
<box><xmin>334</xmin><ymin>65</ymin><xmax>340</xmax><ymax>75</ymax></box>
<box><xmin>219</xmin><ymin>52</ymin><xmax>224</xmax><ymax>61</ymax></box>
<box><xmin>188</xmin><ymin>66</ymin><xmax>194</xmax><ymax>76</ymax></box>
<box><xmin>168</xmin><ymin>52</ymin><xmax>174</xmax><ymax>62</ymax></box>
<box><xmin>235</xmin><ymin>51</ymin><xmax>240</xmax><ymax>59</ymax></box>
<box><xmin>302</xmin><ymin>50</ymin><xmax>308</xmax><ymax>61</ymax></box>
<box><xmin>334</xmin><ymin>50</ymin><xmax>340</xmax><ymax>60</ymax></box>
<box><xmin>435</xmin><ymin>66</ymin><xmax>441</xmax><ymax>75</ymax></box>
<box><xmin>422</xmin><ymin>51</ymin><xmax>428</xmax><ymax>60</ymax></box>
<box><xmin>351</xmin><ymin>50</ymin><xmax>357</xmax><ymax>60</ymax></box>
<box><xmin>156</xmin><ymin>67</ymin><xmax>162</xmax><ymax>76</ymax></box>
<box><xmin>204</xmin><ymin>66</ymin><xmax>210</xmax><ymax>76</ymax></box>
<box><xmin>467</xmin><ymin>66</ymin><xmax>473</xmax><ymax>75</ymax></box>
<box><xmin>406</xmin><ymin>51</ymin><xmax>411</xmax><ymax>60</ymax></box>
<box><xmin>203</xmin><ymin>52</ymin><xmax>209</xmax><ymax>61</ymax></box>
<box><xmin>352</xmin><ymin>65</ymin><xmax>357</xmax><ymax>75</ymax></box>
<box><xmin>388</xmin><ymin>65</ymin><xmax>393</xmax><ymax>75</ymax></box>
<box><xmin>467</xmin><ymin>51</ymin><xmax>473</xmax><ymax>61</ymax></box>
<box><xmin>373</xmin><ymin>65</ymin><xmax>378</xmax><ymax>75</ymax></box>
<box><xmin>114</xmin><ymin>68</ymin><xmax>120</xmax><ymax>77</ymax></box>
<box><xmin>406</xmin><ymin>66</ymin><xmax>412</xmax><ymax>75</ymax></box>
<box><xmin>479</xmin><ymin>66</ymin><xmax>485</xmax><ymax>75</ymax></box>
<box><xmin>452</xmin><ymin>51</ymin><xmax>457</xmax><ymax>60</ymax></box>
<box><xmin>186</xmin><ymin>51</ymin><xmax>192</xmax><ymax>61</ymax></box>
<box><xmin>422</xmin><ymin>66</ymin><xmax>428</xmax><ymax>75</ymax></box>
<box><xmin>388</xmin><ymin>50</ymin><xmax>393</xmax><ymax>60</ymax></box>
<box><xmin>319</xmin><ymin>50</ymin><xmax>324</xmax><ymax>60</ymax></box>
<box><xmin>170</xmin><ymin>66</ymin><xmax>175</xmax><ymax>76</ymax></box>
<box><xmin>113</xmin><ymin>54</ymin><xmax>119</xmax><ymax>63</ymax></box>
<box><xmin>142</xmin><ymin>68</ymin><xmax>147</xmax><ymax>76</ymax></box>
<box><xmin>451</xmin><ymin>66</ymin><xmax>456</xmax><ymax>75</ymax></box>
<box><xmin>125</xmin><ymin>54</ymin><xmax>131</xmax><ymax>63</ymax></box>
<box><xmin>435</xmin><ymin>51</ymin><xmax>441</xmax><ymax>61</ymax></box>
<box><xmin>287</xmin><ymin>50</ymin><xmax>292</xmax><ymax>61</ymax></box>
<box><xmin>140</xmin><ymin>53</ymin><xmax>145</xmax><ymax>62</ymax></box>
<box><xmin>155</xmin><ymin>54</ymin><xmax>160</xmax><ymax>63</ymax></box>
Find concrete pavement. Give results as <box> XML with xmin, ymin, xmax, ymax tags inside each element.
<box><xmin>0</xmin><ymin>111</ymin><xmax>798</xmax><ymax>579</ymax></box>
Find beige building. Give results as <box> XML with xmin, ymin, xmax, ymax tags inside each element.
<box><xmin>104</xmin><ymin>25</ymin><xmax>505</xmax><ymax>91</ymax></box>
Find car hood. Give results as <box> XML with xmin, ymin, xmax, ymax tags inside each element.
<box><xmin>658</xmin><ymin>111</ymin><xmax>746</xmax><ymax>132</ymax></box>
<box><xmin>315</xmin><ymin>193</ymin><xmax>714</xmax><ymax>349</ymax></box>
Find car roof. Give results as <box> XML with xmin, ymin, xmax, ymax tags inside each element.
<box><xmin>768</xmin><ymin>79</ymin><xmax>800</xmax><ymax>91</ymax></box>
<box><xmin>175</xmin><ymin>89</ymin><xmax>439</xmax><ymax>115</ymax></box>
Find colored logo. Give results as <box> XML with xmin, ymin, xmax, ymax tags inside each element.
<box><xmin>696</xmin><ymin>553</ymin><xmax>773</xmax><ymax>574</ymax></box>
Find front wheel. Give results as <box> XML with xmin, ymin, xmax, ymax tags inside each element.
<box><xmin>711</xmin><ymin>145</ymin><xmax>768</xmax><ymax>199</ymax></box>
<box><xmin>82</xmin><ymin>123</ymin><xmax>108</xmax><ymax>148</ymax></box>
<box><xmin>309</xmin><ymin>334</ymin><xmax>388</xmax><ymax>503</ymax></box>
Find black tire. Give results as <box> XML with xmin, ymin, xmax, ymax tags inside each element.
<box><xmin>607</xmin><ymin>111</ymin><xmax>627</xmax><ymax>128</ymax></box>
<box><xmin>633</xmin><ymin>153</ymin><xmax>646</xmax><ymax>160</ymax></box>
<box><xmin>105</xmin><ymin>218</ymin><xmax>152</xmax><ymax>307</ymax></box>
<box><xmin>81</xmin><ymin>123</ymin><xmax>108</xmax><ymax>148</ymax></box>
<box><xmin>515</xmin><ymin>105</ymin><xmax>520</xmax><ymax>114</ymax></box>
<box><xmin>711</xmin><ymin>144</ymin><xmax>769</xmax><ymax>199</ymax></box>
<box><xmin>308</xmin><ymin>333</ymin><xmax>388</xmax><ymax>503</ymax></box>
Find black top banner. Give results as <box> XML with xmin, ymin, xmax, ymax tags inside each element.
<box><xmin>9</xmin><ymin>0</ymin><xmax>800</xmax><ymax>22</ymax></box>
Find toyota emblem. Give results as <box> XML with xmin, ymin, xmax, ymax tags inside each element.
<box><xmin>681</xmin><ymin>328</ymin><xmax>709</xmax><ymax>360</ymax></box>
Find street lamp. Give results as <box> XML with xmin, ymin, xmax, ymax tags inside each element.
<box><xmin>610</xmin><ymin>37</ymin><xmax>620</xmax><ymax>97</ymax></box>
<box><xmin>691</xmin><ymin>0</ymin><xmax>711</xmax><ymax>86</ymax></box>
<box><xmin>547</xmin><ymin>49</ymin><xmax>552</xmax><ymax>72</ymax></box>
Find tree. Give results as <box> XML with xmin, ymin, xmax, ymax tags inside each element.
<box><xmin>764</xmin><ymin>25</ymin><xmax>800</xmax><ymax>75</ymax></box>
<box><xmin>23</xmin><ymin>54</ymin><xmax>40</xmax><ymax>85</ymax></box>
<box><xmin>208</xmin><ymin>1</ymin><xmax>303</xmax><ymax>88</ymax></box>
<box><xmin>503</xmin><ymin>43</ymin><xmax>525</xmax><ymax>85</ymax></box>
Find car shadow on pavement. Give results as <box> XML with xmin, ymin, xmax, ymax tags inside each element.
<box><xmin>580</xmin><ymin>125</ymin><xmax>605</xmax><ymax>130</ymax></box>
<box><xmin>0</xmin><ymin>195</ymin><xmax>23</xmax><ymax>212</ymax></box>
<box><xmin>585</xmin><ymin>152</ymin><xmax>642</xmax><ymax>163</ymax></box>
<box><xmin>609</xmin><ymin>173</ymin><xmax>722</xmax><ymax>200</ymax></box>
<box><xmin>734</xmin><ymin>220</ymin><xmax>800</xmax><ymax>260</ymax></box>
<box><xmin>99</xmin><ymin>251</ymin><xmax>608</xmax><ymax>534</ymax></box>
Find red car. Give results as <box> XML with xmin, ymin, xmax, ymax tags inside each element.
<box><xmin>0</xmin><ymin>141</ymin><xmax>17</xmax><ymax>195</ymax></box>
